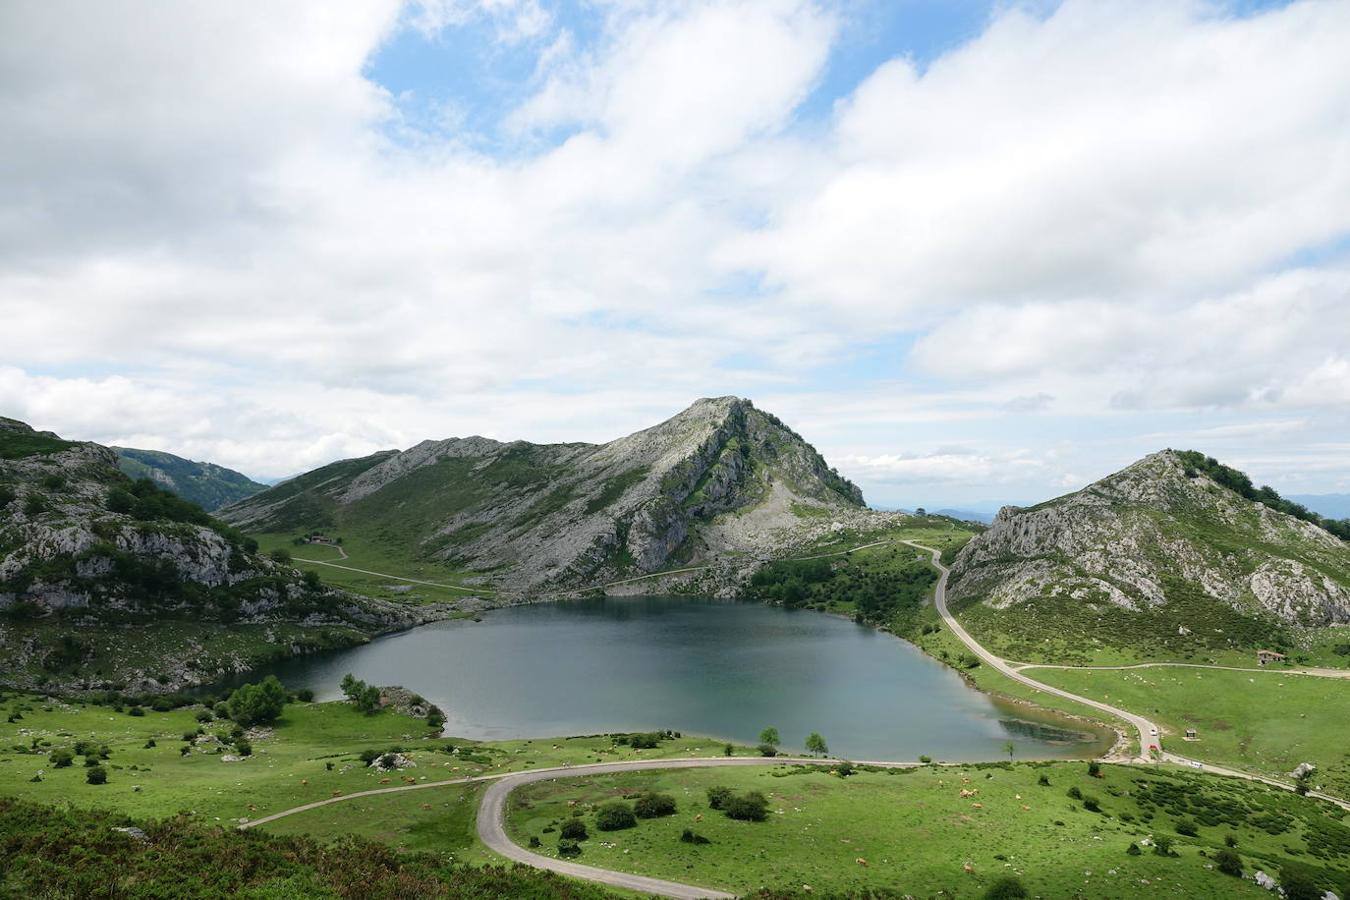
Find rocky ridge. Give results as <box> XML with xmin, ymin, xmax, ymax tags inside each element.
<box><xmin>947</xmin><ymin>450</ymin><xmax>1350</xmax><ymax>630</ymax></box>
<box><xmin>222</xmin><ymin>397</ymin><xmax>874</xmax><ymax>593</ymax></box>
<box><xmin>0</xmin><ymin>418</ymin><xmax>455</xmax><ymax>692</ymax></box>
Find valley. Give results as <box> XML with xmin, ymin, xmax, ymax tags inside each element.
<box><xmin>3</xmin><ymin>399</ymin><xmax>1350</xmax><ymax>898</ymax></box>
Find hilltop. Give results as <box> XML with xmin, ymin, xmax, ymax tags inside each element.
<box><xmin>114</xmin><ymin>446</ymin><xmax>267</xmax><ymax>511</ymax></box>
<box><xmin>221</xmin><ymin>397</ymin><xmax>872</xmax><ymax>593</ymax></box>
<box><xmin>945</xmin><ymin>449</ymin><xmax>1350</xmax><ymax>663</ymax></box>
<box><xmin>0</xmin><ymin>418</ymin><xmax>453</xmax><ymax>693</ymax></box>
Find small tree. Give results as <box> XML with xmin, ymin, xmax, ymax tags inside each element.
<box><xmin>1214</xmin><ymin>848</ymin><xmax>1242</xmax><ymax>877</ymax></box>
<box><xmin>722</xmin><ymin>743</ymin><xmax>733</xmax><ymax>757</ymax></box>
<box><xmin>340</xmin><ymin>673</ymin><xmax>382</xmax><ymax>714</ymax></box>
<box><xmin>758</xmin><ymin>727</ymin><xmax>780</xmax><ymax>747</ymax></box>
<box><xmin>1003</xmin><ymin>740</ymin><xmax>1015</xmax><ymax>762</ymax></box>
<box><xmin>227</xmin><ymin>675</ymin><xmax>288</xmax><ymax>726</ymax></box>
<box><xmin>1279</xmin><ymin>865</ymin><xmax>1323</xmax><ymax>900</ymax></box>
<box><xmin>805</xmin><ymin>732</ymin><xmax>828</xmax><ymax>757</ymax></box>
<box><xmin>595</xmin><ymin>802</ymin><xmax>636</xmax><ymax>831</ymax></box>
<box><xmin>86</xmin><ymin>765</ymin><xmax>107</xmax><ymax>785</ymax></box>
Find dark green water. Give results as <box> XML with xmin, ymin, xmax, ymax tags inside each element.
<box><xmin>245</xmin><ymin>596</ymin><xmax>1113</xmax><ymax>761</ymax></box>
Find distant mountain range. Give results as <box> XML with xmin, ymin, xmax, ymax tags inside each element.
<box><xmin>114</xmin><ymin>446</ymin><xmax>267</xmax><ymax>511</ymax></box>
<box><xmin>220</xmin><ymin>397</ymin><xmax>877</xmax><ymax>593</ymax></box>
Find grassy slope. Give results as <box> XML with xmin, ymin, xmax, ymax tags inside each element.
<box><xmin>251</xmin><ymin>532</ymin><xmax>485</xmax><ymax>604</ymax></box>
<box><xmin>505</xmin><ymin>763</ymin><xmax>1350</xmax><ymax>898</ymax></box>
<box><xmin>0</xmin><ymin>692</ymin><xmax>757</xmax><ymax>827</ymax></box>
<box><xmin>1031</xmin><ymin>666</ymin><xmax>1350</xmax><ymax>798</ymax></box>
<box><xmin>0</xmin><ymin>795</ymin><xmax>614</xmax><ymax>900</ymax></box>
<box><xmin>114</xmin><ymin>447</ymin><xmax>267</xmax><ymax>512</ymax></box>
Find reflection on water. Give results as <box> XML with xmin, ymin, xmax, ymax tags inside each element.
<box><xmin>233</xmin><ymin>596</ymin><xmax>1115</xmax><ymax>761</ymax></box>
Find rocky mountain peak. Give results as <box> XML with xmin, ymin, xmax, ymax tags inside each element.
<box><xmin>220</xmin><ymin>398</ymin><xmax>868</xmax><ymax>593</ymax></box>
<box><xmin>948</xmin><ymin>449</ymin><xmax>1350</xmax><ymax>645</ymax></box>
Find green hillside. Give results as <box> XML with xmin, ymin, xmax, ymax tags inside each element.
<box><xmin>114</xmin><ymin>446</ymin><xmax>267</xmax><ymax>512</ymax></box>
<box><xmin>947</xmin><ymin>450</ymin><xmax>1350</xmax><ymax>665</ymax></box>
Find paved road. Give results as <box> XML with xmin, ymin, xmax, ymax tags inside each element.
<box><xmin>1016</xmin><ymin>660</ymin><xmax>1350</xmax><ymax>679</ymax></box>
<box><xmin>903</xmin><ymin>540</ymin><xmax>1350</xmax><ymax>810</ymax></box>
<box><xmin>901</xmin><ymin>541</ymin><xmax>1161</xmax><ymax>761</ymax></box>
<box><xmin>476</xmin><ymin>756</ymin><xmax>902</xmax><ymax>900</ymax></box>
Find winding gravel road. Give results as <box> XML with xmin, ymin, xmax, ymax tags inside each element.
<box><xmin>477</xmin><ymin>757</ymin><xmax>872</xmax><ymax>899</ymax></box>
<box><xmin>901</xmin><ymin>541</ymin><xmax>1161</xmax><ymax>761</ymax></box>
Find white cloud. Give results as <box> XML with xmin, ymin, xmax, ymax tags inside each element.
<box><xmin>1</xmin><ymin>0</ymin><xmax>1349</xmax><ymax>499</ymax></box>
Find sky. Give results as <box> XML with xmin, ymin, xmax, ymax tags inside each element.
<box><xmin>2</xmin><ymin>0</ymin><xmax>1348</xmax><ymax>509</ymax></box>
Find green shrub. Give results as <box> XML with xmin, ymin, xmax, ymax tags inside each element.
<box><xmin>723</xmin><ymin>791</ymin><xmax>769</xmax><ymax>822</ymax></box>
<box><xmin>1082</xmin><ymin>796</ymin><xmax>1101</xmax><ymax>812</ymax></box>
<box><xmin>1153</xmin><ymin>836</ymin><xmax>1175</xmax><ymax>857</ymax></box>
<box><xmin>626</xmin><ymin>732</ymin><xmax>661</xmax><ymax>750</ymax></box>
<box><xmin>1175</xmin><ymin>819</ymin><xmax>1198</xmax><ymax>837</ymax></box>
<box><xmin>756</xmin><ymin>743</ymin><xmax>778</xmax><ymax>757</ymax></box>
<box><xmin>227</xmin><ymin>675</ymin><xmax>288</xmax><ymax>726</ymax></box>
<box><xmin>1037</xmin><ymin>773</ymin><xmax>1050</xmax><ymax>786</ymax></box>
<box><xmin>1214</xmin><ymin>848</ymin><xmax>1242</xmax><ymax>877</ymax></box>
<box><xmin>633</xmin><ymin>792</ymin><xmax>677</xmax><ymax>819</ymax></box>
<box><xmin>595</xmin><ymin>802</ymin><xmax>636</xmax><ymax>831</ymax></box>
<box><xmin>559</xmin><ymin>819</ymin><xmax>587</xmax><ymax>840</ymax></box>
<box><xmin>557</xmin><ymin>838</ymin><xmax>581</xmax><ymax>857</ymax></box>
<box><xmin>48</xmin><ymin>749</ymin><xmax>73</xmax><ymax>768</ymax></box>
<box><xmin>706</xmin><ymin>786</ymin><xmax>732</xmax><ymax>810</ymax></box>
<box><xmin>127</xmin><ymin>706</ymin><xmax>145</xmax><ymax>717</ymax></box>
<box><xmin>680</xmin><ymin>829</ymin><xmax>711</xmax><ymax>845</ymax></box>
<box><xmin>983</xmin><ymin>877</ymin><xmax>1028</xmax><ymax>899</ymax></box>
<box><xmin>86</xmin><ymin>765</ymin><xmax>107</xmax><ymax>785</ymax></box>
<box><xmin>1067</xmin><ymin>786</ymin><xmax>1082</xmax><ymax>800</ymax></box>
<box><xmin>1126</xmin><ymin>843</ymin><xmax>1142</xmax><ymax>856</ymax></box>
<box><xmin>1279</xmin><ymin>864</ymin><xmax>1325</xmax><ymax>900</ymax></box>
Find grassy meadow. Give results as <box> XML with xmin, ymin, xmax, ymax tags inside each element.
<box><xmin>251</xmin><ymin>531</ymin><xmax>489</xmax><ymax>604</ymax></box>
<box><xmin>0</xmin><ymin>691</ymin><xmax>759</xmax><ymax>828</ymax></box>
<box><xmin>504</xmin><ymin>761</ymin><xmax>1350</xmax><ymax>898</ymax></box>
<box><xmin>1030</xmin><ymin>666</ymin><xmax>1350</xmax><ymax>798</ymax></box>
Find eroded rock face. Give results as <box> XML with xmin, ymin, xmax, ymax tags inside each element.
<box><xmin>220</xmin><ymin>397</ymin><xmax>870</xmax><ymax>593</ymax></box>
<box><xmin>0</xmin><ymin>419</ymin><xmax>464</xmax><ymax>692</ymax></box>
<box><xmin>948</xmin><ymin>450</ymin><xmax>1350</xmax><ymax>628</ymax></box>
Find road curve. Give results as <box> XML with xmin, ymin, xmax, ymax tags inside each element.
<box><xmin>901</xmin><ymin>541</ymin><xmax>1161</xmax><ymax>761</ymax></box>
<box><xmin>477</xmin><ymin>756</ymin><xmax>885</xmax><ymax>900</ymax></box>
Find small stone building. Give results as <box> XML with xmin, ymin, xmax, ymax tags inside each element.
<box><xmin>1256</xmin><ymin>649</ymin><xmax>1286</xmax><ymax>666</ymax></box>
